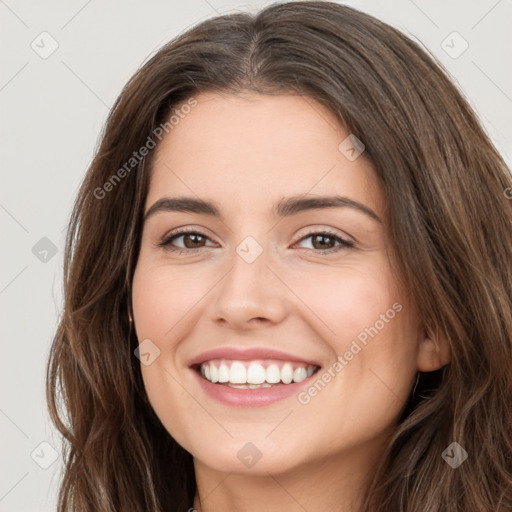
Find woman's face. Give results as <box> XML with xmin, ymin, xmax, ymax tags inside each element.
<box><xmin>132</xmin><ymin>91</ymin><xmax>446</xmax><ymax>476</ymax></box>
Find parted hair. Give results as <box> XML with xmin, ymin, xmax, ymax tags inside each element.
<box><xmin>47</xmin><ymin>2</ymin><xmax>512</xmax><ymax>510</ymax></box>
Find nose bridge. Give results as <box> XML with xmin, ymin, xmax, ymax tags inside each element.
<box><xmin>212</xmin><ymin>233</ymin><xmax>288</xmax><ymax>327</ymax></box>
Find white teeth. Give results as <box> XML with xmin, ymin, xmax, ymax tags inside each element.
<box><xmin>227</xmin><ymin>383</ymin><xmax>273</xmax><ymax>389</ymax></box>
<box><xmin>293</xmin><ymin>366</ymin><xmax>308</xmax><ymax>383</ymax></box>
<box><xmin>210</xmin><ymin>364</ymin><xmax>219</xmax><ymax>383</ymax></box>
<box><xmin>218</xmin><ymin>363</ymin><xmax>230</xmax><ymax>383</ymax></box>
<box><xmin>281</xmin><ymin>363</ymin><xmax>293</xmax><ymax>384</ymax></box>
<box><xmin>247</xmin><ymin>363</ymin><xmax>266</xmax><ymax>384</ymax></box>
<box><xmin>199</xmin><ymin>359</ymin><xmax>318</xmax><ymax>386</ymax></box>
<box><xmin>229</xmin><ymin>361</ymin><xmax>247</xmax><ymax>384</ymax></box>
<box><xmin>266</xmin><ymin>364</ymin><xmax>281</xmax><ymax>384</ymax></box>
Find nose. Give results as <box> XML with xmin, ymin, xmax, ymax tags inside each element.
<box><xmin>211</xmin><ymin>242</ymin><xmax>289</xmax><ymax>331</ymax></box>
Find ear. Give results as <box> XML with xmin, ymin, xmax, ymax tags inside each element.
<box><xmin>416</xmin><ymin>323</ymin><xmax>451</xmax><ymax>372</ymax></box>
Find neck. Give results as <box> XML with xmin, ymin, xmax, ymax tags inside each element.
<box><xmin>192</xmin><ymin>439</ymin><xmax>387</xmax><ymax>512</ymax></box>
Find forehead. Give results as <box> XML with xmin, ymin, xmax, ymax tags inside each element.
<box><xmin>146</xmin><ymin>92</ymin><xmax>385</xmax><ymax>220</ymax></box>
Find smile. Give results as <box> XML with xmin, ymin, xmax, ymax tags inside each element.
<box><xmin>188</xmin><ymin>347</ymin><xmax>322</xmax><ymax>406</ymax></box>
<box><xmin>199</xmin><ymin>359</ymin><xmax>319</xmax><ymax>388</ymax></box>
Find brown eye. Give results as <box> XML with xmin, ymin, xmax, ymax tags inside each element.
<box><xmin>311</xmin><ymin>233</ymin><xmax>337</xmax><ymax>250</ymax></box>
<box><xmin>295</xmin><ymin>230</ymin><xmax>354</xmax><ymax>254</ymax></box>
<box><xmin>180</xmin><ymin>233</ymin><xmax>207</xmax><ymax>248</ymax></box>
<box><xmin>158</xmin><ymin>229</ymin><xmax>214</xmax><ymax>253</ymax></box>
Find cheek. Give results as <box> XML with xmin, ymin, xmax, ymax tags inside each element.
<box><xmin>290</xmin><ymin>259</ymin><xmax>418</xmax><ymax>407</ymax></box>
<box><xmin>289</xmin><ymin>258</ymin><xmax>403</xmax><ymax>347</ymax></box>
<box><xmin>131</xmin><ymin>261</ymin><xmax>203</xmax><ymax>449</ymax></box>
<box><xmin>131</xmin><ymin>261</ymin><xmax>210</xmax><ymax>341</ymax></box>
<box><xmin>139</xmin><ymin>363</ymin><xmax>200</xmax><ymax>455</ymax></box>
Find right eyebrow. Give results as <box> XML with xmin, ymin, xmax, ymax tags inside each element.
<box><xmin>143</xmin><ymin>197</ymin><xmax>221</xmax><ymax>222</ymax></box>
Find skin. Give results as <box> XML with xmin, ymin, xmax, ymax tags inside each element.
<box><xmin>131</xmin><ymin>91</ymin><xmax>451</xmax><ymax>512</ymax></box>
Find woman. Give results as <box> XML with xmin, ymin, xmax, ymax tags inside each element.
<box><xmin>46</xmin><ymin>2</ymin><xmax>512</xmax><ymax>511</ymax></box>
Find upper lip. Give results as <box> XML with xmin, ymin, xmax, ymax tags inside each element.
<box><xmin>188</xmin><ymin>347</ymin><xmax>321</xmax><ymax>367</ymax></box>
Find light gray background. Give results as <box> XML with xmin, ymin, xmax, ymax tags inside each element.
<box><xmin>1</xmin><ymin>1</ymin><xmax>511</xmax><ymax>510</ymax></box>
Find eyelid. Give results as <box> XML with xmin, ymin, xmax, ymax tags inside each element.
<box><xmin>294</xmin><ymin>225</ymin><xmax>355</xmax><ymax>244</ymax></box>
<box><xmin>157</xmin><ymin>226</ymin><xmax>217</xmax><ymax>249</ymax></box>
<box><xmin>292</xmin><ymin>229</ymin><xmax>355</xmax><ymax>253</ymax></box>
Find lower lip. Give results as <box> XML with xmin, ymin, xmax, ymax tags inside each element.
<box><xmin>192</xmin><ymin>368</ymin><xmax>319</xmax><ymax>407</ymax></box>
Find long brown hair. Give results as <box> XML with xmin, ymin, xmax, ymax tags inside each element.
<box><xmin>46</xmin><ymin>1</ymin><xmax>512</xmax><ymax>510</ymax></box>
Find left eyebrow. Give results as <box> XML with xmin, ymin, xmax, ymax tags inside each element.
<box><xmin>274</xmin><ymin>195</ymin><xmax>382</xmax><ymax>224</ymax></box>
<box><xmin>143</xmin><ymin>194</ymin><xmax>382</xmax><ymax>224</ymax></box>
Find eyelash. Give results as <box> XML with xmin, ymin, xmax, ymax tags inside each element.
<box><xmin>158</xmin><ymin>228</ymin><xmax>355</xmax><ymax>255</ymax></box>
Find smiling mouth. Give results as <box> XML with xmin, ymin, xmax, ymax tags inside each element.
<box><xmin>194</xmin><ymin>358</ymin><xmax>321</xmax><ymax>388</ymax></box>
